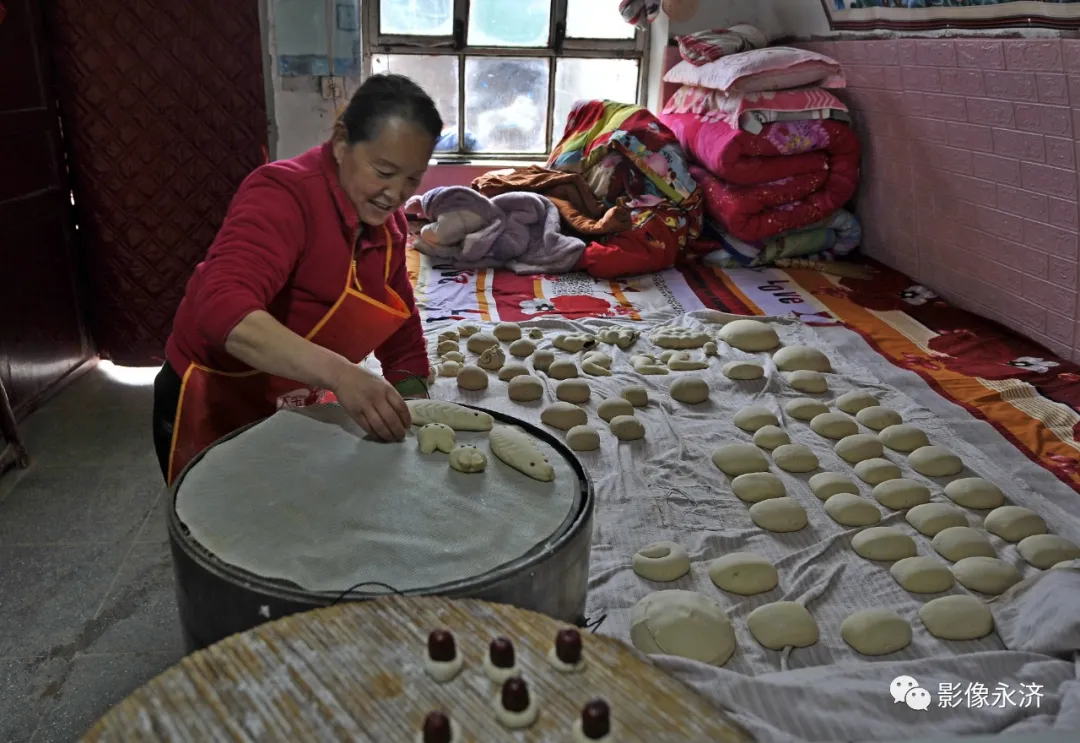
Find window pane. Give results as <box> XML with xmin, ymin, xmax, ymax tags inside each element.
<box><xmin>566</xmin><ymin>0</ymin><xmax>635</xmax><ymax>39</ymax></box>
<box><xmin>553</xmin><ymin>58</ymin><xmax>639</xmax><ymax>139</ymax></box>
<box><xmin>371</xmin><ymin>55</ymin><xmax>460</xmax><ymax>152</ymax></box>
<box><xmin>468</xmin><ymin>0</ymin><xmax>550</xmax><ymax>47</ymax></box>
<box><xmin>379</xmin><ymin>0</ymin><xmax>453</xmax><ymax>36</ymax></box>
<box><xmin>465</xmin><ymin>57</ymin><xmax>549</xmax><ymax>153</ymax></box>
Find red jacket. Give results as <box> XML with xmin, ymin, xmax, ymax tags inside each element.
<box><xmin>165</xmin><ymin>142</ymin><xmax>428</xmax><ymax>385</ymax></box>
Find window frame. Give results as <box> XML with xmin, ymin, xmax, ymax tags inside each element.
<box><xmin>363</xmin><ymin>0</ymin><xmax>650</xmax><ymax>160</ymax></box>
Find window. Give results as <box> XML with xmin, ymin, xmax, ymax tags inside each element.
<box><xmin>366</xmin><ymin>0</ymin><xmax>647</xmax><ymax>159</ymax></box>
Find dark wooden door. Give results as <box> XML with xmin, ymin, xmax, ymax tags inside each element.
<box><xmin>0</xmin><ymin>0</ymin><xmax>93</xmax><ymax>415</ymax></box>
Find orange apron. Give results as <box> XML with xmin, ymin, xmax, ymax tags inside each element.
<box><xmin>167</xmin><ymin>226</ymin><xmax>411</xmax><ymax>484</ymax></box>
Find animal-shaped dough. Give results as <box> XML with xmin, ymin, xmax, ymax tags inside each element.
<box><xmin>458</xmin><ymin>323</ymin><xmax>481</xmax><ymax>337</ymax></box>
<box><xmin>441</xmin><ymin>351</ymin><xmax>464</xmax><ymax>363</ymax></box>
<box><xmin>582</xmin><ymin>359</ymin><xmax>612</xmax><ymax>377</ymax></box>
<box><xmin>478</xmin><ymin>346</ymin><xmax>506</xmax><ymax>371</ymax></box>
<box><xmin>630</xmin><ymin>355</ymin><xmax>668</xmax><ymax>375</ymax></box>
<box><xmin>553</xmin><ymin>333</ymin><xmax>595</xmax><ymax>353</ymax></box>
<box><xmin>650</xmin><ymin>327</ymin><xmax>712</xmax><ymax>349</ymax></box>
<box><xmin>489</xmin><ymin>425</ymin><xmax>555</xmax><ymax>482</ymax></box>
<box><xmin>437</xmin><ymin>361</ymin><xmax>462</xmax><ymax>377</ymax></box>
<box><xmin>448</xmin><ymin>445</ymin><xmax>487</xmax><ymax>473</ymax></box>
<box><xmin>438</xmin><ymin>330</ymin><xmax>459</xmax><ymax>343</ymax></box>
<box><xmin>436</xmin><ymin>340</ymin><xmax>459</xmax><ymax>355</ymax></box>
<box><xmin>667</xmin><ymin>352</ymin><xmax>709</xmax><ymax>371</ymax></box>
<box><xmin>597</xmin><ymin>328</ymin><xmax>639</xmax><ymax>349</ymax></box>
<box><xmin>407</xmin><ymin>399</ymin><xmax>494</xmax><ymax>431</ymax></box>
<box><xmin>418</xmin><ymin>423</ymin><xmax>456</xmax><ymax>454</ymax></box>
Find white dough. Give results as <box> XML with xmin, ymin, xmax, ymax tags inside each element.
<box><xmin>553</xmin><ymin>333</ymin><xmax>593</xmax><ymax>353</ymax></box>
<box><xmin>890</xmin><ymin>556</ymin><xmax>955</xmax><ymax>593</ymax></box>
<box><xmin>494</xmin><ymin>322</ymin><xmax>522</xmax><ymax>342</ymax></box>
<box><xmin>943</xmin><ymin>478</ymin><xmax>1005</xmax><ymax>509</ymax></box>
<box><xmin>650</xmin><ymin>326</ymin><xmax>713</xmax><ymax>350</ymax></box>
<box><xmin>582</xmin><ymin>360</ymin><xmax>613</xmax><ymax>377</ymax></box>
<box><xmin>498</xmin><ymin>363</ymin><xmax>531</xmax><ymax>382</ymax></box>
<box><xmin>425</xmin><ymin>656</ymin><xmax>464</xmax><ymax>682</ymax></box>
<box><xmin>670</xmin><ymin>375</ymin><xmax>710</xmax><ymax>404</ymax></box>
<box><xmin>733</xmin><ymin>406</ymin><xmax>780</xmax><ymax>432</ymax></box>
<box><xmin>457</xmin><ymin>322</ymin><xmax>480</xmax><ymax>337</ymax></box>
<box><xmin>466</xmin><ymin>332</ymin><xmax>499</xmax><ymax>354</ymax></box>
<box><xmin>749</xmin><ymin>498</ymin><xmax>808</xmax><ymax>532</ymax></box>
<box><xmin>951</xmin><ymin>556</ymin><xmax>1022</xmax><ymax>595</ymax></box>
<box><xmin>437</xmin><ymin>330</ymin><xmax>459</xmax><ymax>343</ymax></box>
<box><xmin>932</xmin><ymin>526</ymin><xmax>995</xmax><ymax>561</ymax></box>
<box><xmin>407</xmin><ymin>399</ymin><xmax>494</xmax><ymax>431</ymax></box>
<box><xmin>448</xmin><ymin>445</ymin><xmax>487</xmax><ymax>473</ymax></box>
<box><xmin>630</xmin><ymin>354</ymin><xmax>668</xmax><ymax>375</ymax></box>
<box><xmin>810</xmin><ymin>412</ymin><xmax>858</xmax><ymax>440</ymax></box>
<box><xmin>784</xmin><ymin>398</ymin><xmax>829</xmax><ymax>421</ymax></box>
<box><xmin>440</xmin><ymin>350</ymin><xmax>464</xmax><ymax>363</ymax></box>
<box><xmin>712</xmin><ymin>443</ymin><xmax>770</xmax><ymax>476</ymax></box>
<box><xmin>508</xmin><ymin>338</ymin><xmax>536</xmax><ymax>358</ymax></box>
<box><xmin>835</xmin><ymin>434</ymin><xmax>884</xmax><ymax>464</ymax></box>
<box><xmin>583</xmin><ymin>352</ymin><xmax>613</xmax><ymax>369</ymax></box>
<box><xmin>493</xmin><ymin>692</ymin><xmax>539</xmax><ymax>729</ymax></box>
<box><xmin>529</xmin><ymin>328</ymin><xmax>544</xmax><ymax>340</ymax></box>
<box><xmin>546</xmin><ymin>645</ymin><xmax>586</xmax><ymax>674</ymax></box>
<box><xmin>598</xmin><ymin>398</ymin><xmax>635</xmax><ymax>422</ymax></box>
<box><xmin>731</xmin><ymin>472</ymin><xmax>786</xmax><ymax>503</ymax></box>
<box><xmin>540</xmin><ymin>402</ymin><xmax>587</xmax><ymax>431</ymax></box>
<box><xmin>854</xmin><ymin>458</ymin><xmax>902</xmax><ymax>485</ymax></box>
<box><xmin>824</xmin><ymin>493</ymin><xmax>881</xmax><ymax>526</ymax></box>
<box><xmin>905</xmin><ymin>502</ymin><xmax>967</xmax><ymax>536</ymax></box>
<box><xmin>533</xmin><ymin>349</ymin><xmax>555</xmax><ymax>372</ymax></box>
<box><xmin>787</xmin><ymin>370</ymin><xmax>828</xmax><ymax>394</ymax></box>
<box><xmin>457</xmin><ymin>365</ymin><xmax>489</xmax><ymax>391</ymax></box>
<box><xmin>773</xmin><ymin>345</ymin><xmax>832</xmax><ymax>373</ymax></box>
<box><xmin>836</xmin><ymin>390</ymin><xmax>878</xmax><ymax>415</ymax></box>
<box><xmin>489</xmin><ymin>425</ymin><xmax>555</xmax><ymax>482</ymax></box>
<box><xmin>878</xmin><ymin>424</ymin><xmax>930</xmax><ymax>453</ymax></box>
<box><xmin>565</xmin><ymin>425</ymin><xmax>600</xmax><ymax>452</ymax></box>
<box><xmin>482</xmin><ymin>654</ymin><xmax>520</xmax><ymax>684</ymax></box>
<box><xmin>746</xmin><ymin>602</ymin><xmax>819</xmax><ymax>650</ymax></box>
<box><xmin>548</xmin><ymin>360</ymin><xmax>579</xmax><ymax>380</ymax></box>
<box><xmin>909</xmin><ymin>445</ymin><xmax>964</xmax><ymax>477</ymax></box>
<box><xmin>707</xmin><ymin>552</ymin><xmax>778</xmax><ymax>595</ymax></box>
<box><xmin>436</xmin><ymin>339</ymin><xmax>459</xmax><ymax>355</ymax></box>
<box><xmin>851</xmin><ymin>527</ymin><xmax>917</xmax><ymax>561</ymax></box>
<box><xmin>855</xmin><ymin>406</ymin><xmax>903</xmax><ymax>431</ymax></box>
<box><xmin>418</xmin><ymin>423</ymin><xmax>456</xmax><ymax>454</ymax></box>
<box><xmin>621</xmin><ymin>386</ymin><xmax>649</xmax><ymax>407</ymax></box>
<box><xmin>1017</xmin><ymin>534</ymin><xmax>1080</xmax><ymax>569</ymax></box>
<box><xmin>919</xmin><ymin>595</ymin><xmax>994</xmax><ymax>640</ymax></box>
<box><xmin>629</xmin><ymin>590</ymin><xmax>736</xmax><ymax>665</ymax></box>
<box><xmin>667</xmin><ymin>352</ymin><xmax>709</xmax><ymax>371</ymax></box>
<box><xmin>984</xmin><ymin>506</ymin><xmax>1046</xmax><ymax>542</ymax></box>
<box><xmin>556</xmin><ymin>379</ymin><xmax>591</xmax><ymax>404</ymax></box>
<box><xmin>753</xmin><ymin>425</ymin><xmax>790</xmax><ymax>450</ymax></box>
<box><xmin>809</xmin><ymin>472</ymin><xmax>859</xmax><ymax>501</ymax></box>
<box><xmin>437</xmin><ymin>361</ymin><xmax>462</xmax><ymax>377</ymax></box>
<box><xmin>840</xmin><ymin>609</ymin><xmax>912</xmax><ymax>656</ymax></box>
<box><xmin>704</xmin><ymin>341</ymin><xmax>718</xmax><ymax>356</ymax></box>
<box><xmin>508</xmin><ymin>375</ymin><xmax>544</xmax><ymax>402</ymax></box>
<box><xmin>632</xmin><ymin>541</ymin><xmax>691</xmax><ymax>582</ymax></box>
<box><xmin>609</xmin><ymin>415</ymin><xmax>645</xmax><ymax>442</ymax></box>
<box><xmin>722</xmin><ymin>360</ymin><xmax>765</xmax><ymax>380</ymax></box>
<box><xmin>478</xmin><ymin>345</ymin><xmax>506</xmax><ymax>371</ymax></box>
<box><xmin>719</xmin><ymin>319</ymin><xmax>779</xmax><ymax>352</ymax></box>
<box><xmin>772</xmin><ymin>444</ymin><xmax>819</xmax><ymax>473</ymax></box>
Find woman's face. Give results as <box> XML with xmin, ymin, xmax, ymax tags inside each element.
<box><xmin>333</xmin><ymin>117</ymin><xmax>435</xmax><ymax>226</ymax></box>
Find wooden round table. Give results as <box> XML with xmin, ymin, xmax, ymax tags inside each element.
<box><xmin>83</xmin><ymin>596</ymin><xmax>755</xmax><ymax>742</ymax></box>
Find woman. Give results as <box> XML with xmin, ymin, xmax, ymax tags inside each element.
<box><xmin>153</xmin><ymin>74</ymin><xmax>441</xmax><ymax>484</ymax></box>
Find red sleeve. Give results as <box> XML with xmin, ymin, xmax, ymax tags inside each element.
<box><xmin>375</xmin><ymin>211</ymin><xmax>430</xmax><ymax>384</ymax></box>
<box><xmin>192</xmin><ymin>170</ymin><xmax>306</xmax><ymax>346</ymax></box>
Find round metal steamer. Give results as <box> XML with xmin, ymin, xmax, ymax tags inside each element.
<box><xmin>167</xmin><ymin>405</ymin><xmax>594</xmax><ymax>653</ymax></box>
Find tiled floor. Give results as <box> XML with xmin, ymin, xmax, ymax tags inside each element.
<box><xmin>0</xmin><ymin>366</ymin><xmax>184</xmax><ymax>742</ymax></box>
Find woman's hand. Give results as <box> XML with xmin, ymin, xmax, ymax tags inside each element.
<box><xmin>330</xmin><ymin>364</ymin><xmax>412</xmax><ymax>441</ymax></box>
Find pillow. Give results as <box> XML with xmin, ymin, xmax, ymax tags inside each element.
<box><xmin>676</xmin><ymin>24</ymin><xmax>769</xmax><ymax>66</ymax></box>
<box><xmin>663</xmin><ymin>47</ymin><xmax>845</xmax><ymax>94</ymax></box>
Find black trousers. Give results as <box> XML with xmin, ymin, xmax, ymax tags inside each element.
<box><xmin>152</xmin><ymin>363</ymin><xmax>183</xmax><ymax>483</ymax></box>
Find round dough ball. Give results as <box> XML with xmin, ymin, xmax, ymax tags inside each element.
<box><xmin>753</xmin><ymin>425</ymin><xmax>790</xmax><ymax>450</ymax></box>
<box><xmin>621</xmin><ymin>386</ymin><xmax>649</xmax><ymax>407</ymax></box>
<box><xmin>951</xmin><ymin>556</ymin><xmax>1022</xmax><ymax>595</ymax></box>
<box><xmin>548</xmin><ymin>360</ymin><xmax>579</xmax><ymax>380</ymax></box>
<box><xmin>610</xmin><ymin>415</ymin><xmax>645</xmax><ymax>442</ymax></box>
<box><xmin>909</xmin><ymin>445</ymin><xmax>964</xmax><ymax>478</ymax></box>
<box><xmin>810</xmin><ymin>472</ymin><xmax>859</xmax><ymax>501</ymax></box>
<box><xmin>878</xmin><ymin>424</ymin><xmax>930</xmax><ymax>453</ymax></box>
<box><xmin>772</xmin><ymin>444</ymin><xmax>819</xmax><ymax>473</ymax></box>
<box><xmin>670</xmin><ymin>376</ymin><xmax>710</xmax><ymax>404</ymax></box>
<box><xmin>824</xmin><ymin>493</ymin><xmax>881</xmax><ymax>526</ymax></box>
<box><xmin>540</xmin><ymin>402</ymin><xmax>587</xmax><ymax>431</ymax></box>
<box><xmin>749</xmin><ymin>498</ymin><xmax>808</xmax><ymax>533</ymax></box>
<box><xmin>566</xmin><ymin>425</ymin><xmax>600</xmax><ymax>452</ymax></box>
<box><xmin>507</xmin><ymin>375</ymin><xmax>544</xmax><ymax>402</ymax></box>
<box><xmin>835</xmin><ymin>434</ymin><xmax>884</xmax><ymax>464</ymax></box>
<box><xmin>932</xmin><ymin>526</ymin><xmax>995</xmax><ymax>562</ymax></box>
<box><xmin>629</xmin><ymin>590</ymin><xmax>736</xmax><ymax>665</ymax></box>
<box><xmin>533</xmin><ymin>349</ymin><xmax>555</xmax><ymax>372</ymax></box>
<box><xmin>784</xmin><ymin>398</ymin><xmax>829</xmax><ymax>421</ymax></box>
<box><xmin>855</xmin><ymin>406</ymin><xmax>903</xmax><ymax>431</ymax></box>
<box><xmin>719</xmin><ymin>319</ymin><xmax>779</xmax><ymax>352</ymax></box>
<box><xmin>712</xmin><ymin>443</ymin><xmax>770</xmax><ymax>476</ymax></box>
<box><xmin>466</xmin><ymin>332</ymin><xmax>499</xmax><ymax>354</ymax></box>
<box><xmin>528</xmin><ymin>327</ymin><xmax>544</xmax><ymax>340</ymax></box>
<box><xmin>810</xmin><ymin>412</ymin><xmax>858</xmax><ymax>440</ymax></box>
<box><xmin>905</xmin><ymin>502</ymin><xmax>967</xmax><ymax>536</ymax></box>
<box><xmin>840</xmin><ymin>609</ymin><xmax>912</xmax><ymax>656</ymax></box>
<box><xmin>943</xmin><ymin>478</ymin><xmax>1005</xmax><ymax>510</ymax></box>
<box><xmin>598</xmin><ymin>397</ymin><xmax>635</xmax><ymax>422</ymax></box>
<box><xmin>556</xmin><ymin>379</ymin><xmax>591</xmax><ymax>404</ymax></box>
<box><xmin>851</xmin><ymin>527</ymin><xmax>917</xmax><ymax>561</ymax></box>
<box><xmin>708</xmin><ymin>552</ymin><xmax>778</xmax><ymax>595</ymax></box>
<box><xmin>438</xmin><ymin>360</ymin><xmax>462</xmax><ymax>377</ymax></box>
<box><xmin>746</xmin><ymin>602</ymin><xmax>819</xmax><ymax>650</ymax></box>
<box><xmin>733</xmin><ymin>406</ymin><xmax>780</xmax><ymax>433</ymax></box>
<box><xmin>984</xmin><ymin>506</ymin><xmax>1047</xmax><ymax>542</ymax></box>
<box><xmin>919</xmin><ymin>595</ymin><xmax>993</xmax><ymax>641</ymax></box>
<box><xmin>854</xmin><ymin>458</ymin><xmax>902</xmax><ymax>485</ymax></box>
<box><xmin>787</xmin><ymin>370</ymin><xmax>828</xmax><ymax>394</ymax></box>
<box><xmin>457</xmin><ymin>365</ymin><xmax>489</xmax><ymax>391</ymax></box>
<box><xmin>773</xmin><ymin>346</ymin><xmax>832</xmax><ymax>373</ymax></box>
<box><xmin>723</xmin><ymin>360</ymin><xmax>765</xmax><ymax>381</ymax></box>
<box><xmin>497</xmin><ymin>363</ymin><xmax>530</xmax><ymax>382</ymax></box>
<box><xmin>836</xmin><ymin>390</ymin><xmax>878</xmax><ymax>415</ymax></box>
<box><xmin>508</xmin><ymin>338</ymin><xmax>536</xmax><ymax>358</ymax></box>
<box><xmin>1017</xmin><ymin>534</ymin><xmax>1080</xmax><ymax>569</ymax></box>
<box><xmin>731</xmin><ymin>472</ymin><xmax>786</xmax><ymax>503</ymax></box>
<box><xmin>494</xmin><ymin>322</ymin><xmax>522</xmax><ymax>342</ymax></box>
<box><xmin>632</xmin><ymin>541</ymin><xmax>691</xmax><ymax>582</ymax></box>
<box><xmin>890</xmin><ymin>556</ymin><xmax>955</xmax><ymax>593</ymax></box>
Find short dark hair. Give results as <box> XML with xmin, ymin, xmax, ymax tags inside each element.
<box><xmin>339</xmin><ymin>73</ymin><xmax>443</xmax><ymax>144</ymax></box>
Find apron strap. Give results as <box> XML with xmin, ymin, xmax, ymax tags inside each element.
<box><xmin>353</xmin><ymin>225</ymin><xmax>395</xmax><ymax>293</ymax></box>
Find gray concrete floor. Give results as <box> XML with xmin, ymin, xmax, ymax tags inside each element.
<box><xmin>0</xmin><ymin>366</ymin><xmax>183</xmax><ymax>742</ymax></box>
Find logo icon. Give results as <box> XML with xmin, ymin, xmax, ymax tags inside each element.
<box><xmin>891</xmin><ymin>676</ymin><xmax>931</xmax><ymax>710</ymax></box>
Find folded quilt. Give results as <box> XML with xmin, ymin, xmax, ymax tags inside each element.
<box><xmin>703</xmin><ymin>208</ymin><xmax>862</xmax><ymax>268</ymax></box>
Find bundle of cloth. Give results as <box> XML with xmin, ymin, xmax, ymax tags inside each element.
<box><xmin>659</xmin><ymin>29</ymin><xmax>863</xmax><ymax>267</ymax></box>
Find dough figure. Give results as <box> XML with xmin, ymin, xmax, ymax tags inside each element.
<box><xmin>424</xmin><ymin>629</ymin><xmax>464</xmax><ymax>682</ymax></box>
<box><xmin>632</xmin><ymin>541</ymin><xmax>691</xmax><ymax>582</ymax></box>
<box><xmin>448</xmin><ymin>445</ymin><xmax>487</xmax><ymax>474</ymax></box>
<box><xmin>407</xmin><ymin>399</ymin><xmax>494</xmax><ymax>431</ymax></box>
<box><xmin>417</xmin><ymin>711</ymin><xmax>458</xmax><ymax>743</ymax></box>
<box><xmin>418</xmin><ymin>423</ymin><xmax>456</xmax><ymax>454</ymax></box>
<box><xmin>547</xmin><ymin>627</ymin><xmax>587</xmax><ymax>673</ymax></box>
<box><xmin>493</xmin><ymin>677</ymin><xmax>539</xmax><ymax>729</ymax></box>
<box><xmin>483</xmin><ymin>636</ymin><xmax>520</xmax><ymax>683</ymax></box>
<box><xmin>477</xmin><ymin>345</ymin><xmax>506</xmax><ymax>371</ymax></box>
<box><xmin>489</xmin><ymin>425</ymin><xmax>555</xmax><ymax>481</ymax></box>
<box><xmin>572</xmin><ymin>699</ymin><xmax>613</xmax><ymax>743</ymax></box>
